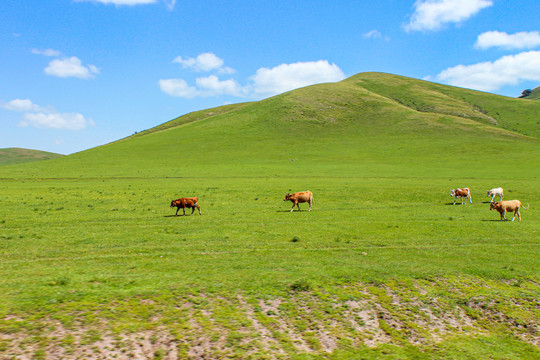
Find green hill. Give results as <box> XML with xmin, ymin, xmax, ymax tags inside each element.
<box><xmin>0</xmin><ymin>73</ymin><xmax>539</xmax><ymax>358</ymax></box>
<box><xmin>0</xmin><ymin>147</ymin><xmax>63</xmax><ymax>166</ymax></box>
<box><xmin>3</xmin><ymin>72</ymin><xmax>539</xmax><ymax>180</ymax></box>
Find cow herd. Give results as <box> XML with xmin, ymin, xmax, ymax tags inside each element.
<box><xmin>451</xmin><ymin>187</ymin><xmax>529</xmax><ymax>221</ymax></box>
<box><xmin>170</xmin><ymin>187</ymin><xmax>529</xmax><ymax>222</ymax></box>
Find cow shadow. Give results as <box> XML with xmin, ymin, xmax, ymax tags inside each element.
<box><xmin>164</xmin><ymin>214</ymin><xmax>202</xmax><ymax>217</ymax></box>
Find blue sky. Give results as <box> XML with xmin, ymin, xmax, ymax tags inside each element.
<box><xmin>1</xmin><ymin>0</ymin><xmax>540</xmax><ymax>154</ymax></box>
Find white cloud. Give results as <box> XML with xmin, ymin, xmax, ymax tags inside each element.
<box><xmin>75</xmin><ymin>0</ymin><xmax>177</xmax><ymax>8</ymax></box>
<box><xmin>160</xmin><ymin>59</ymin><xmax>346</xmax><ymax>99</ymax></box>
<box><xmin>173</xmin><ymin>52</ymin><xmax>231</xmax><ymax>73</ymax></box>
<box><xmin>159</xmin><ymin>79</ymin><xmax>199</xmax><ymax>98</ymax></box>
<box><xmin>196</xmin><ymin>76</ymin><xmax>245</xmax><ymax>97</ymax></box>
<box><xmin>32</xmin><ymin>48</ymin><xmax>62</xmax><ymax>57</ymax></box>
<box><xmin>159</xmin><ymin>76</ymin><xmax>245</xmax><ymax>98</ymax></box>
<box><xmin>20</xmin><ymin>113</ymin><xmax>91</xmax><ymax>130</ymax></box>
<box><xmin>436</xmin><ymin>51</ymin><xmax>540</xmax><ymax>91</ymax></box>
<box><xmin>475</xmin><ymin>31</ymin><xmax>540</xmax><ymax>50</ymax></box>
<box><xmin>75</xmin><ymin>0</ymin><xmax>157</xmax><ymax>5</ymax></box>
<box><xmin>218</xmin><ymin>66</ymin><xmax>236</xmax><ymax>75</ymax></box>
<box><xmin>405</xmin><ymin>0</ymin><xmax>493</xmax><ymax>32</ymax></box>
<box><xmin>2</xmin><ymin>99</ymin><xmax>93</xmax><ymax>130</ymax></box>
<box><xmin>250</xmin><ymin>60</ymin><xmax>346</xmax><ymax>97</ymax></box>
<box><xmin>363</xmin><ymin>30</ymin><xmax>390</xmax><ymax>41</ymax></box>
<box><xmin>363</xmin><ymin>30</ymin><xmax>382</xmax><ymax>39</ymax></box>
<box><xmin>164</xmin><ymin>0</ymin><xmax>176</xmax><ymax>10</ymax></box>
<box><xmin>45</xmin><ymin>57</ymin><xmax>100</xmax><ymax>79</ymax></box>
<box><xmin>1</xmin><ymin>99</ymin><xmax>48</xmax><ymax>112</ymax></box>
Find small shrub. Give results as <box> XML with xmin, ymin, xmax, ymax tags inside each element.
<box><xmin>291</xmin><ymin>236</ymin><xmax>300</xmax><ymax>242</ymax></box>
<box><xmin>48</xmin><ymin>277</ymin><xmax>70</xmax><ymax>286</ymax></box>
<box><xmin>154</xmin><ymin>348</ymin><xmax>165</xmax><ymax>360</ymax></box>
<box><xmin>289</xmin><ymin>280</ymin><xmax>311</xmax><ymax>292</ymax></box>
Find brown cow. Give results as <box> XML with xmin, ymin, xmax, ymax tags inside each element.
<box><xmin>284</xmin><ymin>191</ymin><xmax>313</xmax><ymax>212</ymax></box>
<box><xmin>450</xmin><ymin>188</ymin><xmax>472</xmax><ymax>205</ymax></box>
<box><xmin>170</xmin><ymin>197</ymin><xmax>202</xmax><ymax>216</ymax></box>
<box><xmin>490</xmin><ymin>200</ymin><xmax>529</xmax><ymax>221</ymax></box>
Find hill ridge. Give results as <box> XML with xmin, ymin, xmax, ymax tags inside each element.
<box><xmin>130</xmin><ymin>72</ymin><xmax>537</xmax><ymax>142</ymax></box>
<box><xmin>0</xmin><ymin>147</ymin><xmax>63</xmax><ymax>166</ymax></box>
<box><xmin>1</xmin><ymin>72</ymin><xmax>538</xmax><ymax>179</ymax></box>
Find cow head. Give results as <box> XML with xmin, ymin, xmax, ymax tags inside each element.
<box><xmin>486</xmin><ymin>190</ymin><xmax>492</xmax><ymax>196</ymax></box>
<box><xmin>489</xmin><ymin>201</ymin><xmax>499</xmax><ymax>211</ymax></box>
<box><xmin>450</xmin><ymin>189</ymin><xmax>456</xmax><ymax>197</ymax></box>
<box><xmin>284</xmin><ymin>193</ymin><xmax>291</xmax><ymax>201</ymax></box>
<box><xmin>170</xmin><ymin>200</ymin><xmax>177</xmax><ymax>207</ymax></box>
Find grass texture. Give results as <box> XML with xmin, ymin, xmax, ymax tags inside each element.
<box><xmin>0</xmin><ymin>73</ymin><xmax>538</xmax><ymax>358</ymax></box>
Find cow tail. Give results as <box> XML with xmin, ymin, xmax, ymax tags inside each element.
<box><xmin>522</xmin><ymin>203</ymin><xmax>530</xmax><ymax>210</ymax></box>
<box><xmin>311</xmin><ymin>192</ymin><xmax>314</xmax><ymax>204</ymax></box>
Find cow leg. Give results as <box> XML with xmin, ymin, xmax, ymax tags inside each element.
<box><xmin>308</xmin><ymin>200</ymin><xmax>312</xmax><ymax>211</ymax></box>
<box><xmin>297</xmin><ymin>203</ymin><xmax>301</xmax><ymax>211</ymax></box>
<box><xmin>490</xmin><ymin>195</ymin><xmax>495</xmax><ymax>202</ymax></box>
<box><xmin>196</xmin><ymin>205</ymin><xmax>202</xmax><ymax>215</ymax></box>
<box><xmin>290</xmin><ymin>203</ymin><xmax>295</xmax><ymax>212</ymax></box>
<box><xmin>501</xmin><ymin>210</ymin><xmax>507</xmax><ymax>221</ymax></box>
<box><xmin>468</xmin><ymin>194</ymin><xmax>472</xmax><ymax>204</ymax></box>
<box><xmin>191</xmin><ymin>207</ymin><xmax>195</xmax><ymax>215</ymax></box>
<box><xmin>452</xmin><ymin>197</ymin><xmax>457</xmax><ymax>205</ymax></box>
<box><xmin>175</xmin><ymin>208</ymin><xmax>179</xmax><ymax>216</ymax></box>
<box><xmin>183</xmin><ymin>208</ymin><xmax>186</xmax><ymax>216</ymax></box>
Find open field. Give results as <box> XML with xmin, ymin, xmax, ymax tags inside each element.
<box><xmin>0</xmin><ymin>73</ymin><xmax>539</xmax><ymax>358</ymax></box>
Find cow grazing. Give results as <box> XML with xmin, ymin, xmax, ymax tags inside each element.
<box><xmin>170</xmin><ymin>197</ymin><xmax>202</xmax><ymax>216</ymax></box>
<box><xmin>450</xmin><ymin>188</ymin><xmax>472</xmax><ymax>205</ymax></box>
<box><xmin>284</xmin><ymin>191</ymin><xmax>313</xmax><ymax>212</ymax></box>
<box><xmin>490</xmin><ymin>200</ymin><xmax>529</xmax><ymax>221</ymax></box>
<box><xmin>486</xmin><ymin>187</ymin><xmax>504</xmax><ymax>202</ymax></box>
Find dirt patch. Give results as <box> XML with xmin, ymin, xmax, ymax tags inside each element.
<box><xmin>1</xmin><ymin>278</ymin><xmax>538</xmax><ymax>358</ymax></box>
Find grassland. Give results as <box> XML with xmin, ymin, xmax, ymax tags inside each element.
<box><xmin>0</xmin><ymin>148</ymin><xmax>63</xmax><ymax>166</ymax></box>
<box><xmin>0</xmin><ymin>73</ymin><xmax>539</xmax><ymax>359</ymax></box>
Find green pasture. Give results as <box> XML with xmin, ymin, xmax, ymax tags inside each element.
<box><xmin>4</xmin><ymin>175</ymin><xmax>538</xmax><ymax>305</ymax></box>
<box><xmin>1</xmin><ymin>174</ymin><xmax>539</xmax><ymax>358</ymax></box>
<box><xmin>0</xmin><ymin>73</ymin><xmax>539</xmax><ymax>358</ymax></box>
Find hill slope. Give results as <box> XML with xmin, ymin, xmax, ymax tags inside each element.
<box><xmin>2</xmin><ymin>72</ymin><xmax>538</xmax><ymax>179</ymax></box>
<box><xmin>0</xmin><ymin>148</ymin><xmax>63</xmax><ymax>166</ymax></box>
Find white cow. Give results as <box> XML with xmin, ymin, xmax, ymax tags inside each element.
<box><xmin>486</xmin><ymin>187</ymin><xmax>503</xmax><ymax>202</ymax></box>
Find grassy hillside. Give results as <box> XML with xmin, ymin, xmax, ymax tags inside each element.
<box><xmin>0</xmin><ymin>148</ymin><xmax>63</xmax><ymax>166</ymax></box>
<box><xmin>3</xmin><ymin>73</ymin><xmax>538</xmax><ymax>180</ymax></box>
<box><xmin>0</xmin><ymin>73</ymin><xmax>538</xmax><ymax>359</ymax></box>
